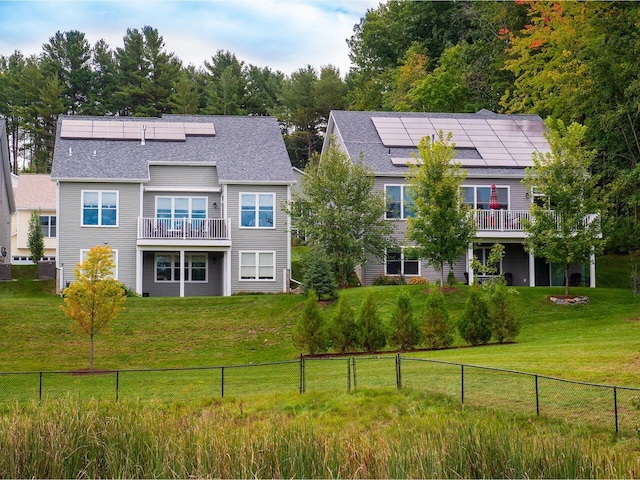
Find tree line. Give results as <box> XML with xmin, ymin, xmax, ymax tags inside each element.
<box><xmin>1</xmin><ymin>1</ymin><xmax>638</xmax><ymax>253</ymax></box>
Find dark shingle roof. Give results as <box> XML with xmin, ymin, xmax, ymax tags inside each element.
<box><xmin>328</xmin><ymin>110</ymin><xmax>547</xmax><ymax>178</ymax></box>
<box><xmin>51</xmin><ymin>115</ymin><xmax>295</xmax><ymax>184</ymax></box>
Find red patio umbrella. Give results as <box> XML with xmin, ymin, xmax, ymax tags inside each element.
<box><xmin>489</xmin><ymin>184</ymin><xmax>500</xmax><ymax>210</ymax></box>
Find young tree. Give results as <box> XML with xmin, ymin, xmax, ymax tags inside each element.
<box><xmin>61</xmin><ymin>245</ymin><xmax>126</xmax><ymax>370</ymax></box>
<box><xmin>286</xmin><ymin>141</ymin><xmax>395</xmax><ymax>287</ymax></box>
<box><xmin>457</xmin><ymin>285</ymin><xmax>491</xmax><ymax>346</ymax></box>
<box><xmin>329</xmin><ymin>294</ymin><xmax>358</xmax><ymax>353</ymax></box>
<box><xmin>522</xmin><ymin>119</ymin><xmax>605</xmax><ymax>295</ymax></box>
<box><xmin>389</xmin><ymin>291</ymin><xmax>421</xmax><ymax>350</ymax></box>
<box><xmin>406</xmin><ymin>132</ymin><xmax>477</xmax><ymax>285</ymax></box>
<box><xmin>301</xmin><ymin>247</ymin><xmax>337</xmax><ymax>301</ymax></box>
<box><xmin>27</xmin><ymin>210</ymin><xmax>45</xmax><ymax>264</ymax></box>
<box><xmin>293</xmin><ymin>290</ymin><xmax>328</xmax><ymax>355</ymax></box>
<box><xmin>357</xmin><ymin>291</ymin><xmax>387</xmax><ymax>352</ymax></box>
<box><xmin>488</xmin><ymin>281</ymin><xmax>521</xmax><ymax>343</ymax></box>
<box><xmin>422</xmin><ymin>286</ymin><xmax>454</xmax><ymax>349</ymax></box>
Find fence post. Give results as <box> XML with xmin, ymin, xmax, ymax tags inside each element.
<box><xmin>396</xmin><ymin>354</ymin><xmax>402</xmax><ymax>390</ymax></box>
<box><xmin>221</xmin><ymin>366</ymin><xmax>225</xmax><ymax>398</ymax></box>
<box><xmin>347</xmin><ymin>358</ymin><xmax>351</xmax><ymax>392</ymax></box>
<box><xmin>39</xmin><ymin>372</ymin><xmax>43</xmax><ymax>402</ymax></box>
<box><xmin>461</xmin><ymin>365</ymin><xmax>465</xmax><ymax>405</ymax></box>
<box><xmin>614</xmin><ymin>387</ymin><xmax>618</xmax><ymax>435</ymax></box>
<box><xmin>115</xmin><ymin>371</ymin><xmax>119</xmax><ymax>402</ymax></box>
<box><xmin>535</xmin><ymin>374</ymin><xmax>539</xmax><ymax>416</ymax></box>
<box><xmin>352</xmin><ymin>357</ymin><xmax>357</xmax><ymax>390</ymax></box>
<box><xmin>299</xmin><ymin>353</ymin><xmax>305</xmax><ymax>394</ymax></box>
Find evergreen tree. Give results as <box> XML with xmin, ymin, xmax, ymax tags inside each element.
<box><xmin>329</xmin><ymin>294</ymin><xmax>358</xmax><ymax>353</ymax></box>
<box><xmin>293</xmin><ymin>290</ymin><xmax>328</xmax><ymax>355</ymax></box>
<box><xmin>301</xmin><ymin>247</ymin><xmax>337</xmax><ymax>300</ymax></box>
<box><xmin>488</xmin><ymin>281</ymin><xmax>521</xmax><ymax>343</ymax></box>
<box><xmin>27</xmin><ymin>210</ymin><xmax>44</xmax><ymax>264</ymax></box>
<box><xmin>357</xmin><ymin>291</ymin><xmax>386</xmax><ymax>352</ymax></box>
<box><xmin>423</xmin><ymin>286</ymin><xmax>454</xmax><ymax>349</ymax></box>
<box><xmin>389</xmin><ymin>291</ymin><xmax>420</xmax><ymax>350</ymax></box>
<box><xmin>457</xmin><ymin>285</ymin><xmax>491</xmax><ymax>346</ymax></box>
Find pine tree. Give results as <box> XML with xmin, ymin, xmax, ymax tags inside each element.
<box><xmin>389</xmin><ymin>291</ymin><xmax>421</xmax><ymax>350</ymax></box>
<box><xmin>357</xmin><ymin>291</ymin><xmax>387</xmax><ymax>352</ymax></box>
<box><xmin>489</xmin><ymin>281</ymin><xmax>521</xmax><ymax>343</ymax></box>
<box><xmin>293</xmin><ymin>290</ymin><xmax>328</xmax><ymax>355</ymax></box>
<box><xmin>457</xmin><ymin>285</ymin><xmax>492</xmax><ymax>346</ymax></box>
<box><xmin>301</xmin><ymin>248</ymin><xmax>337</xmax><ymax>300</ymax></box>
<box><xmin>423</xmin><ymin>286</ymin><xmax>454</xmax><ymax>349</ymax></box>
<box><xmin>329</xmin><ymin>294</ymin><xmax>358</xmax><ymax>353</ymax></box>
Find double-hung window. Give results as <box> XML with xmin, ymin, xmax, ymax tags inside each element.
<box><xmin>462</xmin><ymin>186</ymin><xmax>508</xmax><ymax>210</ymax></box>
<box><xmin>80</xmin><ymin>248</ymin><xmax>118</xmax><ymax>279</ymax></box>
<box><xmin>240</xmin><ymin>251</ymin><xmax>275</xmax><ymax>281</ymax></box>
<box><xmin>82</xmin><ymin>191</ymin><xmax>118</xmax><ymax>226</ymax></box>
<box><xmin>385</xmin><ymin>185</ymin><xmax>415</xmax><ymax>219</ymax></box>
<box><xmin>40</xmin><ymin>215</ymin><xmax>56</xmax><ymax>237</ymax></box>
<box><xmin>156</xmin><ymin>196</ymin><xmax>207</xmax><ymax>230</ymax></box>
<box><xmin>240</xmin><ymin>193</ymin><xmax>275</xmax><ymax>228</ymax></box>
<box><xmin>386</xmin><ymin>248</ymin><xmax>419</xmax><ymax>276</ymax></box>
<box><xmin>155</xmin><ymin>253</ymin><xmax>207</xmax><ymax>282</ymax></box>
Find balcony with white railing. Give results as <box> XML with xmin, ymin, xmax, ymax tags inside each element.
<box><xmin>137</xmin><ymin>218</ymin><xmax>231</xmax><ymax>243</ymax></box>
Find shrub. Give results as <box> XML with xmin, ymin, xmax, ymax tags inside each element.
<box><xmin>422</xmin><ymin>286</ymin><xmax>454</xmax><ymax>349</ymax></box>
<box><xmin>447</xmin><ymin>270</ymin><xmax>457</xmax><ymax>286</ymax></box>
<box><xmin>302</xmin><ymin>248</ymin><xmax>337</xmax><ymax>300</ymax></box>
<box><xmin>489</xmin><ymin>282</ymin><xmax>521</xmax><ymax>343</ymax></box>
<box><xmin>373</xmin><ymin>275</ymin><xmax>403</xmax><ymax>286</ymax></box>
<box><xmin>357</xmin><ymin>291</ymin><xmax>387</xmax><ymax>352</ymax></box>
<box><xmin>329</xmin><ymin>294</ymin><xmax>358</xmax><ymax>353</ymax></box>
<box><xmin>457</xmin><ymin>285</ymin><xmax>492</xmax><ymax>346</ymax></box>
<box><xmin>293</xmin><ymin>291</ymin><xmax>328</xmax><ymax>355</ymax></box>
<box><xmin>408</xmin><ymin>276</ymin><xmax>429</xmax><ymax>285</ymax></box>
<box><xmin>389</xmin><ymin>292</ymin><xmax>421</xmax><ymax>350</ymax></box>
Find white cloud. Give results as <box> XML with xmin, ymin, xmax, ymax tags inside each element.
<box><xmin>0</xmin><ymin>0</ymin><xmax>380</xmax><ymax>75</ymax></box>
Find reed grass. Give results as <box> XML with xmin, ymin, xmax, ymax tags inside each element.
<box><xmin>0</xmin><ymin>389</ymin><xmax>637</xmax><ymax>479</ymax></box>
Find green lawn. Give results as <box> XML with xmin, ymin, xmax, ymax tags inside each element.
<box><xmin>1</xmin><ymin>260</ymin><xmax>639</xmax><ymax>388</ymax></box>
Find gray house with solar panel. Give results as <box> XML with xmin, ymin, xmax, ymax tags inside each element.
<box><xmin>324</xmin><ymin>110</ymin><xmax>595</xmax><ymax>288</ymax></box>
<box><xmin>51</xmin><ymin>115</ymin><xmax>296</xmax><ymax>297</ymax></box>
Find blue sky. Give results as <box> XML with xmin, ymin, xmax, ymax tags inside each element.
<box><xmin>0</xmin><ymin>0</ymin><xmax>380</xmax><ymax>75</ymax></box>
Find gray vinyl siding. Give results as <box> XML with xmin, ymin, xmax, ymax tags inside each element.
<box><xmin>141</xmin><ymin>251</ymin><xmax>223</xmax><ymax>297</ymax></box>
<box><xmin>227</xmin><ymin>184</ymin><xmax>289</xmax><ymax>294</ymax></box>
<box><xmin>144</xmin><ymin>165</ymin><xmax>221</xmax><ymax>218</ymax></box>
<box><xmin>0</xmin><ymin>175</ymin><xmax>10</xmax><ymax>260</ymax></box>
<box><xmin>58</xmin><ymin>181</ymin><xmax>140</xmax><ymax>289</ymax></box>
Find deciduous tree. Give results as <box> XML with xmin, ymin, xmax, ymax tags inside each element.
<box><xmin>61</xmin><ymin>245</ymin><xmax>126</xmax><ymax>370</ymax></box>
<box><xmin>406</xmin><ymin>133</ymin><xmax>476</xmax><ymax>285</ymax></box>
<box><xmin>27</xmin><ymin>210</ymin><xmax>44</xmax><ymax>264</ymax></box>
<box><xmin>285</xmin><ymin>141</ymin><xmax>395</xmax><ymax>287</ymax></box>
<box><xmin>522</xmin><ymin>119</ymin><xmax>605</xmax><ymax>296</ymax></box>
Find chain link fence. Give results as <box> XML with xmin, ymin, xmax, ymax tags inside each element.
<box><xmin>1</xmin><ymin>355</ymin><xmax>638</xmax><ymax>436</ymax></box>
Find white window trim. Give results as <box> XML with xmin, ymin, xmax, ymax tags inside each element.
<box><xmin>40</xmin><ymin>214</ymin><xmax>57</xmax><ymax>238</ymax></box>
<box><xmin>462</xmin><ymin>185</ymin><xmax>511</xmax><ymax>210</ymax></box>
<box><xmin>155</xmin><ymin>196</ymin><xmax>209</xmax><ymax>219</ymax></box>
<box><xmin>384</xmin><ymin>184</ymin><xmax>414</xmax><ymax>220</ymax></box>
<box><xmin>239</xmin><ymin>250</ymin><xmax>276</xmax><ymax>282</ymax></box>
<box><xmin>81</xmin><ymin>190</ymin><xmax>119</xmax><ymax>227</ymax></box>
<box><xmin>80</xmin><ymin>248</ymin><xmax>119</xmax><ymax>279</ymax></box>
<box><xmin>239</xmin><ymin>192</ymin><xmax>276</xmax><ymax>229</ymax></box>
<box><xmin>154</xmin><ymin>253</ymin><xmax>208</xmax><ymax>283</ymax></box>
<box><xmin>385</xmin><ymin>247</ymin><xmax>421</xmax><ymax>276</ymax></box>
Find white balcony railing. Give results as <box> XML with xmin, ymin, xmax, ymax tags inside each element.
<box><xmin>474</xmin><ymin>209</ymin><xmax>534</xmax><ymax>232</ymax></box>
<box><xmin>138</xmin><ymin>218</ymin><xmax>230</xmax><ymax>240</ymax></box>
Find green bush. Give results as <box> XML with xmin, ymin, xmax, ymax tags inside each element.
<box><xmin>423</xmin><ymin>286</ymin><xmax>454</xmax><ymax>349</ymax></box>
<box><xmin>457</xmin><ymin>285</ymin><xmax>492</xmax><ymax>346</ymax></box>
<box><xmin>302</xmin><ymin>248</ymin><xmax>337</xmax><ymax>300</ymax></box>
<box><xmin>329</xmin><ymin>294</ymin><xmax>358</xmax><ymax>353</ymax></box>
<box><xmin>357</xmin><ymin>291</ymin><xmax>387</xmax><ymax>352</ymax></box>
<box><xmin>293</xmin><ymin>290</ymin><xmax>328</xmax><ymax>355</ymax></box>
<box><xmin>389</xmin><ymin>292</ymin><xmax>421</xmax><ymax>350</ymax></box>
<box><xmin>489</xmin><ymin>282</ymin><xmax>521</xmax><ymax>343</ymax></box>
<box><xmin>447</xmin><ymin>270</ymin><xmax>457</xmax><ymax>286</ymax></box>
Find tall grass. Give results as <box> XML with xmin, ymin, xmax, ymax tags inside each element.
<box><xmin>0</xmin><ymin>390</ymin><xmax>637</xmax><ymax>479</ymax></box>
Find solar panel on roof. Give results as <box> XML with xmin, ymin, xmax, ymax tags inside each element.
<box><xmin>59</xmin><ymin>119</ymin><xmax>215</xmax><ymax>141</ymax></box>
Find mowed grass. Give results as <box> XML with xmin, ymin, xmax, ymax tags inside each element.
<box><xmin>1</xmin><ymin>260</ymin><xmax>640</xmax><ymax>387</ymax></box>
